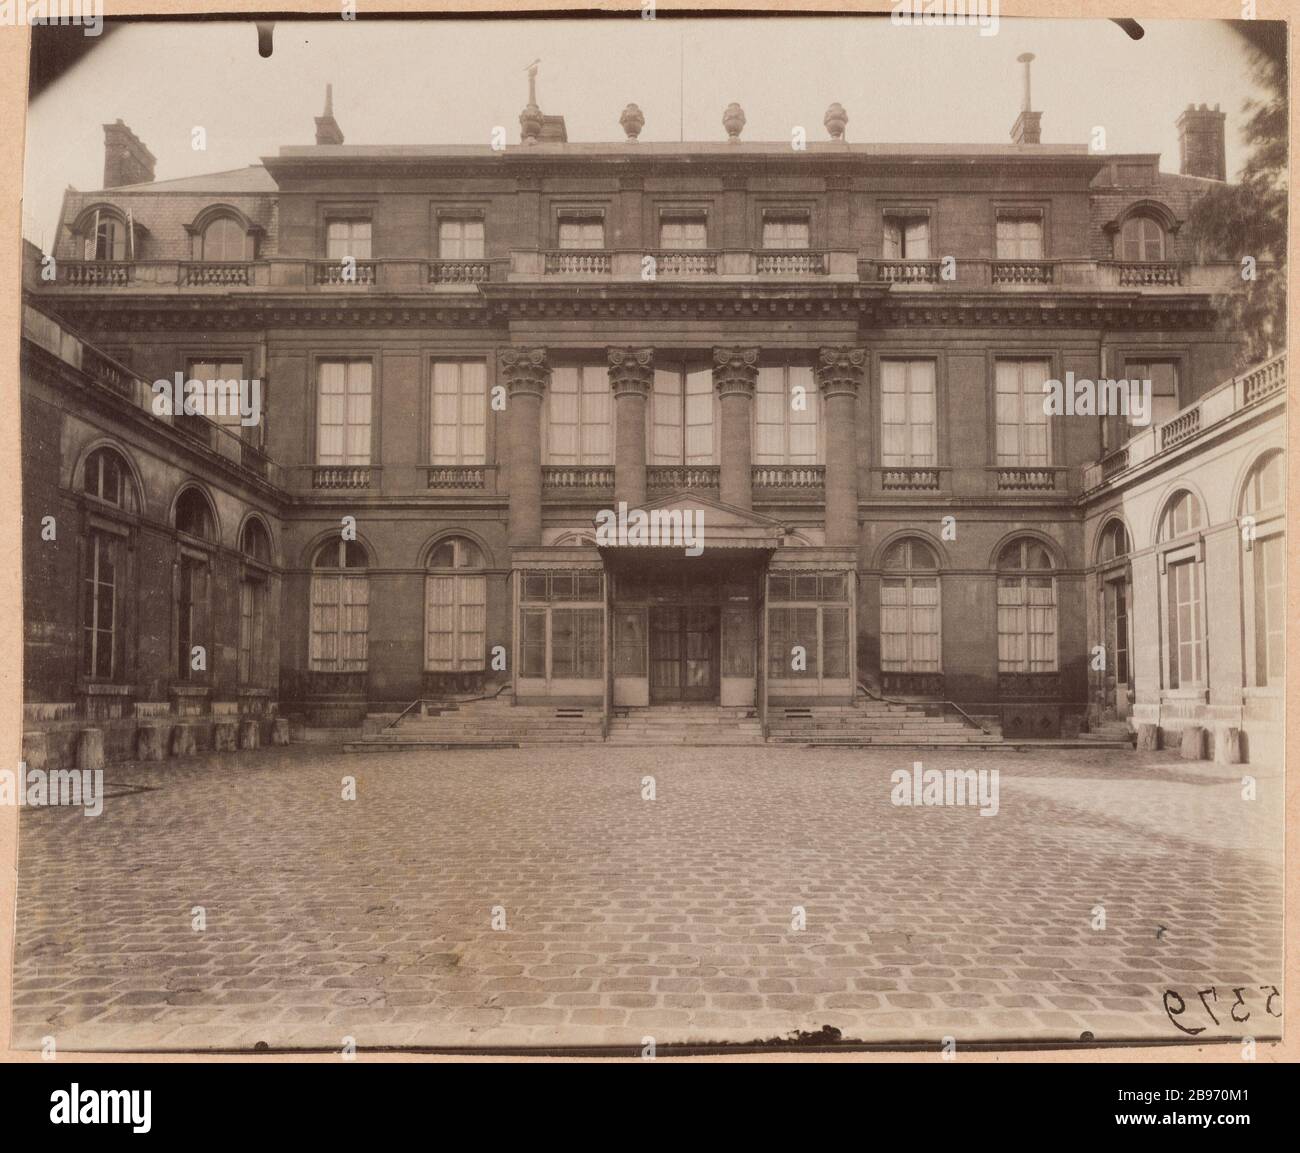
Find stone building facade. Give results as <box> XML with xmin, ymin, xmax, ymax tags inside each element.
<box><xmin>20</xmin><ymin>84</ymin><xmax>1285</xmax><ymax>764</ymax></box>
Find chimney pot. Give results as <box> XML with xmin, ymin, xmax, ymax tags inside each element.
<box><xmin>315</xmin><ymin>83</ymin><xmax>345</xmax><ymax>146</ymax></box>
<box><xmin>1176</xmin><ymin>102</ymin><xmax>1227</xmax><ymax>180</ymax></box>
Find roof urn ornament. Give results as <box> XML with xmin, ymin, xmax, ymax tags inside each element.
<box><xmin>722</xmin><ymin>102</ymin><xmax>746</xmax><ymax>142</ymax></box>
<box><xmin>520</xmin><ymin>58</ymin><xmax>543</xmax><ymax>144</ymax></box>
<box><xmin>620</xmin><ymin>103</ymin><xmax>645</xmax><ymax>142</ymax></box>
<box><xmin>824</xmin><ymin>102</ymin><xmax>848</xmax><ymax>141</ymax></box>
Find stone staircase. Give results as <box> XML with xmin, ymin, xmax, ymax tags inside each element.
<box><xmin>767</xmin><ymin>698</ymin><xmax>1001</xmax><ymax>747</ymax></box>
<box><xmin>606</xmin><ymin>705</ymin><xmax>765</xmax><ymax>746</ymax></box>
<box><xmin>345</xmin><ymin>697</ymin><xmax>602</xmax><ymax>751</ymax></box>
<box><xmin>1078</xmin><ymin>718</ymin><xmax>1136</xmax><ymax>746</ymax></box>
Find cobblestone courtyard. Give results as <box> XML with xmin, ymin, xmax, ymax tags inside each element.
<box><xmin>12</xmin><ymin>744</ymin><xmax>1284</xmax><ymax>1052</ymax></box>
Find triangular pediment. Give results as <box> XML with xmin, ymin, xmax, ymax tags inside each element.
<box><xmin>593</xmin><ymin>492</ymin><xmax>785</xmax><ymax>549</ymax></box>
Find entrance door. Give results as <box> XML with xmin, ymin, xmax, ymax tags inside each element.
<box><xmin>650</xmin><ymin>605</ymin><xmax>719</xmax><ymax>702</ymax></box>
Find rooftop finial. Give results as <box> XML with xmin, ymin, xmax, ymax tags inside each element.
<box><xmin>1017</xmin><ymin>52</ymin><xmax>1035</xmax><ymax>112</ymax></box>
<box><xmin>524</xmin><ymin>58</ymin><xmax>541</xmax><ymax>108</ymax></box>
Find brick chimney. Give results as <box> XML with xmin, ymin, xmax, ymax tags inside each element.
<box><xmin>315</xmin><ymin>83</ymin><xmax>345</xmax><ymax>146</ymax></box>
<box><xmin>102</xmin><ymin>120</ymin><xmax>156</xmax><ymax>188</ymax></box>
<box><xmin>1177</xmin><ymin>103</ymin><xmax>1226</xmax><ymax>180</ymax></box>
<box><xmin>1010</xmin><ymin>53</ymin><xmax>1041</xmax><ymax>144</ymax></box>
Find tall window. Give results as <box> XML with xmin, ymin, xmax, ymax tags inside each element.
<box><xmin>558</xmin><ymin>217</ymin><xmax>604</xmax><ymax>249</ymax></box>
<box><xmin>882</xmin><ymin>215</ymin><xmax>929</xmax><ymax>259</ymax></box>
<box><xmin>762</xmin><ymin>215</ymin><xmax>810</xmax><ymax>249</ymax></box>
<box><xmin>325</xmin><ymin>218</ymin><xmax>371</xmax><ymax>260</ymax></box>
<box><xmin>880</xmin><ymin>360</ymin><xmax>937</xmax><ymax>467</ymax></box>
<box><xmin>1241</xmin><ymin>452</ymin><xmax>1285</xmax><ymax>687</ymax></box>
<box><xmin>174</xmin><ymin>488</ymin><xmax>215</xmax><ymax>682</ymax></box>
<box><xmin>439</xmin><ymin>217</ymin><xmax>484</xmax><ymax>259</ymax></box>
<box><xmin>425</xmin><ymin>536</ymin><xmax>487</xmax><ymax>672</ymax></box>
<box><xmin>995</xmin><ymin>359</ymin><xmax>1051</xmax><ymax>466</ymax></box>
<box><xmin>754</xmin><ymin>364</ymin><xmax>819</xmax><ymax>465</ymax></box>
<box><xmin>997</xmin><ymin>539</ymin><xmax>1058</xmax><ymax>672</ymax></box>
<box><xmin>1125</xmin><ymin>360</ymin><xmax>1179</xmax><ymax>428</ymax></box>
<box><xmin>83</xmin><ymin>531</ymin><xmax>117</xmax><ymax>680</ymax></box>
<box><xmin>1158</xmin><ymin>491</ymin><xmax>1205</xmax><ymax>690</ymax></box>
<box><xmin>310</xmin><ymin>540</ymin><xmax>369</xmax><ymax>673</ymax></box>
<box><xmin>186</xmin><ymin>358</ymin><xmax>247</xmax><ymax>433</ymax></box>
<box><xmin>1118</xmin><ymin>215</ymin><xmax>1165</xmax><ymax>261</ymax></box>
<box><xmin>766</xmin><ymin>573</ymin><xmax>850</xmax><ymax>681</ymax></box>
<box><xmin>880</xmin><ymin>539</ymin><xmax>940</xmax><ymax>673</ymax></box>
<box><xmin>660</xmin><ymin>216</ymin><xmax>707</xmax><ymax>248</ymax></box>
<box><xmin>1097</xmin><ymin>520</ymin><xmax>1131</xmax><ymax>689</ymax></box>
<box><xmin>201</xmin><ymin>216</ymin><xmax>246</xmax><ymax>261</ymax></box>
<box><xmin>996</xmin><ymin>214</ymin><xmax>1043</xmax><ymax>259</ymax></box>
<box><xmin>546</xmin><ymin>364</ymin><xmax>611</xmax><ymax>464</ymax></box>
<box><xmin>316</xmin><ymin>360</ymin><xmax>372</xmax><ymax>466</ymax></box>
<box><xmin>430</xmin><ymin>360</ymin><xmax>486</xmax><ymax>464</ymax></box>
<box><xmin>239</xmin><ymin>520</ymin><xmax>272</xmax><ymax>686</ymax></box>
<box><xmin>650</xmin><ymin>364</ymin><xmax>715</xmax><ymax>464</ymax></box>
<box><xmin>519</xmin><ymin>571</ymin><xmax>604</xmax><ymax>681</ymax></box>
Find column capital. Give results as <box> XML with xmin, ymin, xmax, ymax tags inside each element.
<box><xmin>817</xmin><ymin>346</ymin><xmax>867</xmax><ymax>399</ymax></box>
<box><xmin>607</xmin><ymin>347</ymin><xmax>654</xmax><ymax>398</ymax></box>
<box><xmin>713</xmin><ymin>346</ymin><xmax>760</xmax><ymax>398</ymax></box>
<box><xmin>497</xmin><ymin>346</ymin><xmax>550</xmax><ymax>398</ymax></box>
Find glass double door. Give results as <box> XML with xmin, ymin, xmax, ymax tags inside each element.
<box><xmin>649</xmin><ymin>605</ymin><xmax>719</xmax><ymax>702</ymax></box>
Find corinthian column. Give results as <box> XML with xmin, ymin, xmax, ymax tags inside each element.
<box><xmin>498</xmin><ymin>346</ymin><xmax>549</xmax><ymax>547</ymax></box>
<box><xmin>608</xmin><ymin>347</ymin><xmax>653</xmax><ymax>509</ymax></box>
<box><xmin>713</xmin><ymin>347</ymin><xmax>759</xmax><ymax>511</ymax></box>
<box><xmin>817</xmin><ymin>347</ymin><xmax>865</xmax><ymax>547</ymax></box>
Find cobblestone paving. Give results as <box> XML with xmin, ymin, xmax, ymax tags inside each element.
<box><xmin>12</xmin><ymin>744</ymin><xmax>1284</xmax><ymax>1052</ymax></box>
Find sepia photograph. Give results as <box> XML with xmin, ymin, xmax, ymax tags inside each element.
<box><xmin>2</xmin><ymin>0</ymin><xmax>1293</xmax><ymax>1110</ymax></box>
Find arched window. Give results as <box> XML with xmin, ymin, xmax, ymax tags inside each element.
<box><xmin>880</xmin><ymin>539</ymin><xmax>940</xmax><ymax>673</ymax></box>
<box><xmin>1158</xmin><ymin>491</ymin><xmax>1205</xmax><ymax>690</ymax></box>
<box><xmin>1097</xmin><ymin>519</ymin><xmax>1129</xmax><ymax>563</ymax></box>
<box><xmin>1241</xmin><ymin>452</ymin><xmax>1285</xmax><ymax>687</ymax></box>
<box><xmin>83</xmin><ymin>446</ymin><xmax>135</xmax><ymax>509</ymax></box>
<box><xmin>996</xmin><ymin>539</ymin><xmax>1057</xmax><ymax>672</ymax></box>
<box><xmin>175</xmin><ymin>487</ymin><xmax>215</xmax><ymax>540</ymax></box>
<box><xmin>1159</xmin><ymin>489</ymin><xmax>1203</xmax><ymax>540</ymax></box>
<box><xmin>201</xmin><ymin>215</ymin><xmax>247</xmax><ymax>261</ymax></box>
<box><xmin>239</xmin><ymin>520</ymin><xmax>273</xmax><ymax>686</ymax></box>
<box><xmin>425</xmin><ymin>536</ymin><xmax>486</xmax><ymax>672</ymax></box>
<box><xmin>310</xmin><ymin>540</ymin><xmax>369</xmax><ymax>672</ymax></box>
<box><xmin>1118</xmin><ymin>214</ymin><xmax>1166</xmax><ymax>262</ymax></box>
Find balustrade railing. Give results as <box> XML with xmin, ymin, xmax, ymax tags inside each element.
<box><xmin>313</xmin><ymin>260</ymin><xmax>376</xmax><ymax>286</ymax></box>
<box><xmin>992</xmin><ymin>260</ymin><xmax>1053</xmax><ymax>285</ymax></box>
<box><xmin>429</xmin><ymin>260</ymin><xmax>491</xmax><ymax>285</ymax></box>
<box><xmin>752</xmin><ymin>464</ymin><xmax>825</xmax><ymax>489</ymax></box>
<box><xmin>994</xmin><ymin>467</ymin><xmax>1057</xmax><ymax>492</ymax></box>
<box><xmin>756</xmin><ymin>250</ymin><xmax>827</xmax><ymax>275</ymax></box>
<box><xmin>182</xmin><ymin>262</ymin><xmax>252</xmax><ymax>286</ymax></box>
<box><xmin>880</xmin><ymin>467</ymin><xmax>941</xmax><ymax>491</ymax></box>
<box><xmin>313</xmin><ymin>465</ymin><xmax>372</xmax><ymax>489</ymax></box>
<box><xmin>543</xmin><ymin>251</ymin><xmax>612</xmax><ymax>275</ymax></box>
<box><xmin>542</xmin><ymin>465</ymin><xmax>615</xmax><ymax>490</ymax></box>
<box><xmin>647</xmin><ymin>465</ymin><xmax>721</xmax><ymax>491</ymax></box>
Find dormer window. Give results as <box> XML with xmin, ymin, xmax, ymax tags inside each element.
<box><xmin>201</xmin><ymin>215</ymin><xmax>248</xmax><ymax>261</ymax></box>
<box><xmin>1118</xmin><ymin>214</ymin><xmax>1165</xmax><ymax>261</ymax></box>
<box><xmin>79</xmin><ymin>208</ymin><xmax>131</xmax><ymax>261</ymax></box>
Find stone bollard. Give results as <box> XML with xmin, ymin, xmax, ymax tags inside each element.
<box><xmin>22</xmin><ymin>731</ymin><xmax>49</xmax><ymax>773</ymax></box>
<box><xmin>239</xmin><ymin>719</ymin><xmax>260</xmax><ymax>750</ymax></box>
<box><xmin>1214</xmin><ymin>726</ymin><xmax>1243</xmax><ymax>765</ymax></box>
<box><xmin>136</xmin><ymin>724</ymin><xmax>167</xmax><ymax>762</ymax></box>
<box><xmin>171</xmin><ymin>724</ymin><xmax>197</xmax><ymax>757</ymax></box>
<box><xmin>1179</xmin><ymin>725</ymin><xmax>1205</xmax><ymax>760</ymax></box>
<box><xmin>270</xmin><ymin>718</ymin><xmax>291</xmax><ymax>746</ymax></box>
<box><xmin>1136</xmin><ymin>723</ymin><xmax>1160</xmax><ymax>752</ymax></box>
<box><xmin>77</xmin><ymin>727</ymin><xmax>105</xmax><ymax>771</ymax></box>
<box><xmin>212</xmin><ymin>720</ymin><xmax>238</xmax><ymax>753</ymax></box>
